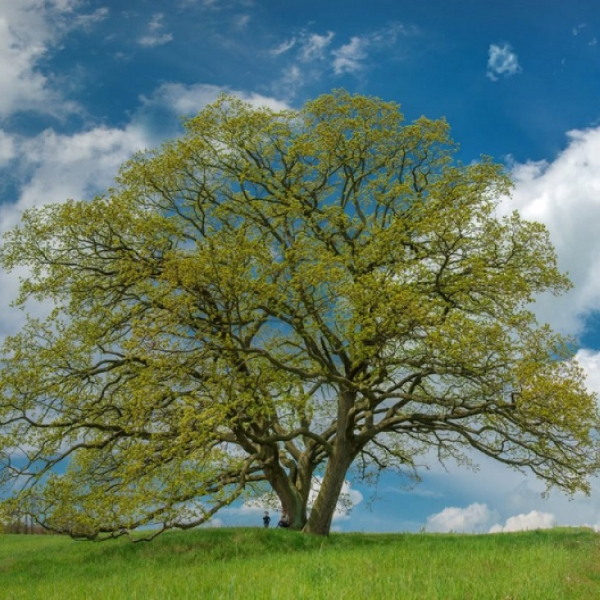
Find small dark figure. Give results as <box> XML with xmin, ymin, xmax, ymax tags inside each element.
<box><xmin>278</xmin><ymin>510</ymin><xmax>290</xmax><ymax>528</ymax></box>
<box><xmin>263</xmin><ymin>510</ymin><xmax>271</xmax><ymax>528</ymax></box>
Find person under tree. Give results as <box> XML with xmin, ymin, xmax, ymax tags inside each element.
<box><xmin>262</xmin><ymin>511</ymin><xmax>271</xmax><ymax>529</ymax></box>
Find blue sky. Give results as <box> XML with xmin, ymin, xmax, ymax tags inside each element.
<box><xmin>2</xmin><ymin>0</ymin><xmax>600</xmax><ymax>534</ymax></box>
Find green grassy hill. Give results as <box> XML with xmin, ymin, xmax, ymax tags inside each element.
<box><xmin>1</xmin><ymin>527</ymin><xmax>600</xmax><ymax>599</ymax></box>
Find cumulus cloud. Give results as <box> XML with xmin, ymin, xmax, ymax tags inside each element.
<box><xmin>0</xmin><ymin>80</ymin><xmax>288</xmax><ymax>344</ymax></box>
<box><xmin>419</xmin><ymin>442</ymin><xmax>600</xmax><ymax>537</ymax></box>
<box><xmin>500</xmin><ymin>125</ymin><xmax>600</xmax><ymax>335</ymax></box>
<box><xmin>0</xmin><ymin>123</ymin><xmax>151</xmax><ymax>239</ymax></box>
<box><xmin>0</xmin><ymin>130</ymin><xmax>16</xmax><ymax>163</ymax></box>
<box><xmin>0</xmin><ymin>0</ymin><xmax>106</xmax><ymax>118</ymax></box>
<box><xmin>18</xmin><ymin>126</ymin><xmax>148</xmax><ymax>203</ymax></box>
<box><xmin>0</xmin><ymin>1</ymin><xmax>64</xmax><ymax>117</ymax></box>
<box><xmin>426</xmin><ymin>504</ymin><xmax>558</xmax><ymax>534</ymax></box>
<box><xmin>0</xmin><ymin>121</ymin><xmax>153</xmax><ymax>338</ymax></box>
<box><xmin>574</xmin><ymin>349</ymin><xmax>600</xmax><ymax>396</ymax></box>
<box><xmin>486</xmin><ymin>43</ymin><xmax>521</xmax><ymax>81</ymax></box>
<box><xmin>142</xmin><ymin>82</ymin><xmax>290</xmax><ymax>116</ymax></box>
<box><xmin>426</xmin><ymin>503</ymin><xmax>498</xmax><ymax>533</ymax></box>
<box><xmin>489</xmin><ymin>510</ymin><xmax>556</xmax><ymax>533</ymax></box>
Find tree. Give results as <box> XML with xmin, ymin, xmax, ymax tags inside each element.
<box><xmin>0</xmin><ymin>91</ymin><xmax>597</xmax><ymax>538</ymax></box>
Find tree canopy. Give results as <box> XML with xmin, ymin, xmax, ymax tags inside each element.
<box><xmin>0</xmin><ymin>91</ymin><xmax>597</xmax><ymax>537</ymax></box>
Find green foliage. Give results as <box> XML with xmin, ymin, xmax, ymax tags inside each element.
<box><xmin>1</xmin><ymin>528</ymin><xmax>600</xmax><ymax>599</ymax></box>
<box><xmin>0</xmin><ymin>90</ymin><xmax>598</xmax><ymax>537</ymax></box>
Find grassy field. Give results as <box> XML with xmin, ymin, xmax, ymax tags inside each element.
<box><xmin>1</xmin><ymin>527</ymin><xmax>600</xmax><ymax>599</ymax></box>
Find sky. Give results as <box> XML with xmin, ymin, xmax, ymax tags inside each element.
<box><xmin>2</xmin><ymin>0</ymin><xmax>600</xmax><ymax>534</ymax></box>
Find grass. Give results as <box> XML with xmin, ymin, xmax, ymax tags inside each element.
<box><xmin>1</xmin><ymin>527</ymin><xmax>600</xmax><ymax>599</ymax></box>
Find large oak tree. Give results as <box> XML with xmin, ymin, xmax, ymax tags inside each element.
<box><xmin>0</xmin><ymin>91</ymin><xmax>597</xmax><ymax>537</ymax></box>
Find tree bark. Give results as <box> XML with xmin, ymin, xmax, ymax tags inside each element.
<box><xmin>303</xmin><ymin>390</ymin><xmax>356</xmax><ymax>535</ymax></box>
<box><xmin>265</xmin><ymin>461</ymin><xmax>308</xmax><ymax>530</ymax></box>
<box><xmin>302</xmin><ymin>449</ymin><xmax>353</xmax><ymax>535</ymax></box>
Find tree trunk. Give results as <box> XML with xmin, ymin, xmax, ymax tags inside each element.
<box><xmin>303</xmin><ymin>390</ymin><xmax>357</xmax><ymax>535</ymax></box>
<box><xmin>303</xmin><ymin>449</ymin><xmax>354</xmax><ymax>535</ymax></box>
<box><xmin>265</xmin><ymin>462</ymin><xmax>308</xmax><ymax>530</ymax></box>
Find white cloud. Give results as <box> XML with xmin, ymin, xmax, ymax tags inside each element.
<box><xmin>138</xmin><ymin>32</ymin><xmax>173</xmax><ymax>47</ymax></box>
<box><xmin>427</xmin><ymin>504</ymin><xmax>557</xmax><ymax>534</ymax></box>
<box><xmin>0</xmin><ymin>81</ymin><xmax>286</xmax><ymax>343</ymax></box>
<box><xmin>419</xmin><ymin>448</ymin><xmax>600</xmax><ymax>536</ymax></box>
<box><xmin>72</xmin><ymin>6</ymin><xmax>109</xmax><ymax>31</ymax></box>
<box><xmin>0</xmin><ymin>0</ymin><xmax>106</xmax><ymax>118</ymax></box>
<box><xmin>0</xmin><ymin>121</ymin><xmax>152</xmax><ymax>338</ymax></box>
<box><xmin>299</xmin><ymin>32</ymin><xmax>335</xmax><ymax>62</ymax></box>
<box><xmin>500</xmin><ymin>125</ymin><xmax>600</xmax><ymax>335</ymax></box>
<box><xmin>0</xmin><ymin>130</ymin><xmax>15</xmax><ymax>163</ymax></box>
<box><xmin>279</xmin><ymin>65</ymin><xmax>304</xmax><ymax>91</ymax></box>
<box><xmin>233</xmin><ymin>14</ymin><xmax>250</xmax><ymax>30</ymax></box>
<box><xmin>426</xmin><ymin>503</ymin><xmax>497</xmax><ymax>533</ymax></box>
<box><xmin>270</xmin><ymin>24</ymin><xmax>413</xmax><ymax>96</ymax></box>
<box><xmin>15</xmin><ymin>125</ymin><xmax>150</xmax><ymax>212</ymax></box>
<box><xmin>148</xmin><ymin>13</ymin><xmax>164</xmax><ymax>31</ymax></box>
<box><xmin>0</xmin><ymin>1</ymin><xmax>63</xmax><ymax>117</ymax></box>
<box><xmin>271</xmin><ymin>38</ymin><xmax>296</xmax><ymax>56</ymax></box>
<box><xmin>138</xmin><ymin>13</ymin><xmax>173</xmax><ymax>47</ymax></box>
<box><xmin>574</xmin><ymin>349</ymin><xmax>600</xmax><ymax>396</ymax></box>
<box><xmin>486</xmin><ymin>43</ymin><xmax>521</xmax><ymax>81</ymax></box>
<box><xmin>332</xmin><ymin>24</ymin><xmax>411</xmax><ymax>75</ymax></box>
<box><xmin>332</xmin><ymin>37</ymin><xmax>368</xmax><ymax>74</ymax></box>
<box><xmin>0</xmin><ymin>123</ymin><xmax>150</xmax><ymax>236</ymax></box>
<box><xmin>142</xmin><ymin>82</ymin><xmax>290</xmax><ymax>116</ymax></box>
<box><xmin>489</xmin><ymin>510</ymin><xmax>556</xmax><ymax>533</ymax></box>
